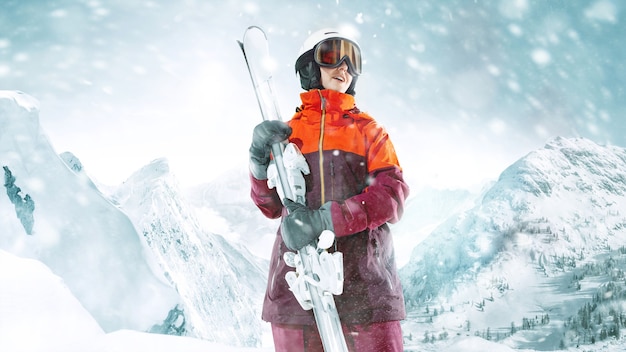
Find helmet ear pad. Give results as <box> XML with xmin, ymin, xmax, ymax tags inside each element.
<box><xmin>298</xmin><ymin>61</ymin><xmax>323</xmax><ymax>91</ymax></box>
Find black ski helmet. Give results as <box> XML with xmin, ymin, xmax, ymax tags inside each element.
<box><xmin>295</xmin><ymin>28</ymin><xmax>362</xmax><ymax>96</ymax></box>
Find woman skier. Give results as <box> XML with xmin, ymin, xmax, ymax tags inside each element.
<box><xmin>249</xmin><ymin>28</ymin><xmax>409</xmax><ymax>352</ymax></box>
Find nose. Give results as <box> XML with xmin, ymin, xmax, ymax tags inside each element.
<box><xmin>337</xmin><ymin>61</ymin><xmax>348</xmax><ymax>72</ymax></box>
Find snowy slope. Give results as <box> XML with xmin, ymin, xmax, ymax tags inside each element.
<box><xmin>0</xmin><ymin>249</ymin><xmax>103</xmax><ymax>352</ymax></box>
<box><xmin>112</xmin><ymin>159</ymin><xmax>268</xmax><ymax>347</ymax></box>
<box><xmin>0</xmin><ymin>249</ymin><xmax>272</xmax><ymax>352</ymax></box>
<box><xmin>0</xmin><ymin>248</ymin><xmax>524</xmax><ymax>352</ymax></box>
<box><xmin>391</xmin><ymin>187</ymin><xmax>482</xmax><ymax>268</ymax></box>
<box><xmin>400</xmin><ymin>137</ymin><xmax>626</xmax><ymax>350</ymax></box>
<box><xmin>184</xmin><ymin>168</ymin><xmax>280</xmax><ymax>262</ymax></box>
<box><xmin>0</xmin><ymin>91</ymin><xmax>179</xmax><ymax>332</ymax></box>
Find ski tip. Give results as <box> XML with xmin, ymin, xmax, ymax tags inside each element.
<box><xmin>243</xmin><ymin>25</ymin><xmax>268</xmax><ymax>40</ymax></box>
<box><xmin>246</xmin><ymin>25</ymin><xmax>264</xmax><ymax>32</ymax></box>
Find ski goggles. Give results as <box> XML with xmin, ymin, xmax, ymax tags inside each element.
<box><xmin>314</xmin><ymin>38</ymin><xmax>362</xmax><ymax>76</ymax></box>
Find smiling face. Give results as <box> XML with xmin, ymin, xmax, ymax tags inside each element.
<box><xmin>319</xmin><ymin>61</ymin><xmax>353</xmax><ymax>93</ymax></box>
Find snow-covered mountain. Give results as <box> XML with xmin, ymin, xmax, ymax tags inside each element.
<box><xmin>0</xmin><ymin>90</ymin><xmax>268</xmax><ymax>349</ymax></box>
<box><xmin>5</xmin><ymin>88</ymin><xmax>626</xmax><ymax>351</ymax></box>
<box><xmin>111</xmin><ymin>158</ymin><xmax>268</xmax><ymax>347</ymax></box>
<box><xmin>399</xmin><ymin>136</ymin><xmax>626</xmax><ymax>350</ymax></box>
<box><xmin>0</xmin><ymin>90</ymin><xmax>179</xmax><ymax>332</ymax></box>
<box><xmin>4</xmin><ymin>0</ymin><xmax>626</xmax><ymax>350</ymax></box>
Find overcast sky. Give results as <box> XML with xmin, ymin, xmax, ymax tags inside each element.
<box><xmin>1</xmin><ymin>0</ymin><xmax>623</xmax><ymax>190</ymax></box>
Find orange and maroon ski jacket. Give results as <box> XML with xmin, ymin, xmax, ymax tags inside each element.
<box><xmin>250</xmin><ymin>89</ymin><xmax>409</xmax><ymax>326</ymax></box>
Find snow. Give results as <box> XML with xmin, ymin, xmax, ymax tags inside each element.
<box><xmin>0</xmin><ymin>92</ymin><xmax>269</xmax><ymax>350</ymax></box>
<box><xmin>0</xmin><ymin>245</ymin><xmax>605</xmax><ymax>352</ymax></box>
<box><xmin>0</xmin><ymin>241</ymin><xmax>534</xmax><ymax>351</ymax></box>
<box><xmin>443</xmin><ymin>336</ymin><xmax>520</xmax><ymax>352</ymax></box>
<box><xmin>400</xmin><ymin>136</ymin><xmax>626</xmax><ymax>350</ymax></box>
<box><xmin>0</xmin><ymin>250</ymin><xmax>102</xmax><ymax>351</ymax></box>
<box><xmin>6</xmin><ymin>93</ymin><xmax>626</xmax><ymax>351</ymax></box>
<box><xmin>2</xmin><ymin>1</ymin><xmax>626</xmax><ymax>351</ymax></box>
<box><xmin>0</xmin><ymin>250</ymin><xmax>269</xmax><ymax>352</ymax></box>
<box><xmin>0</xmin><ymin>91</ymin><xmax>179</xmax><ymax>333</ymax></box>
<box><xmin>584</xmin><ymin>1</ymin><xmax>618</xmax><ymax>23</ymax></box>
<box><xmin>112</xmin><ymin>158</ymin><xmax>268</xmax><ymax>346</ymax></box>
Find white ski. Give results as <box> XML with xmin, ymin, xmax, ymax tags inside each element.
<box><xmin>238</xmin><ymin>26</ymin><xmax>349</xmax><ymax>352</ymax></box>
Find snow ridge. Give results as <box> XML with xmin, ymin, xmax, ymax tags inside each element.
<box><xmin>114</xmin><ymin>159</ymin><xmax>267</xmax><ymax>347</ymax></box>
<box><xmin>0</xmin><ymin>91</ymin><xmax>179</xmax><ymax>332</ymax></box>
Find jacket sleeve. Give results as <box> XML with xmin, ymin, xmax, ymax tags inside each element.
<box><xmin>327</xmin><ymin>118</ymin><xmax>409</xmax><ymax>237</ymax></box>
<box><xmin>250</xmin><ymin>173</ymin><xmax>283</xmax><ymax>219</ymax></box>
<box><xmin>329</xmin><ymin>166</ymin><xmax>409</xmax><ymax>237</ymax></box>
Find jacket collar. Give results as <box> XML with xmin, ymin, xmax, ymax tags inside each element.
<box><xmin>299</xmin><ymin>89</ymin><xmax>356</xmax><ymax>114</ymax></box>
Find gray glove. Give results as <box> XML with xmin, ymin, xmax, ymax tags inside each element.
<box><xmin>280</xmin><ymin>199</ymin><xmax>334</xmax><ymax>251</ymax></box>
<box><xmin>249</xmin><ymin>120</ymin><xmax>292</xmax><ymax>180</ymax></box>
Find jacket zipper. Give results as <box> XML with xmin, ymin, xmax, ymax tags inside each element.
<box><xmin>330</xmin><ymin>159</ymin><xmax>335</xmax><ymax>201</ymax></box>
<box><xmin>318</xmin><ymin>90</ymin><xmax>327</xmax><ymax>204</ymax></box>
